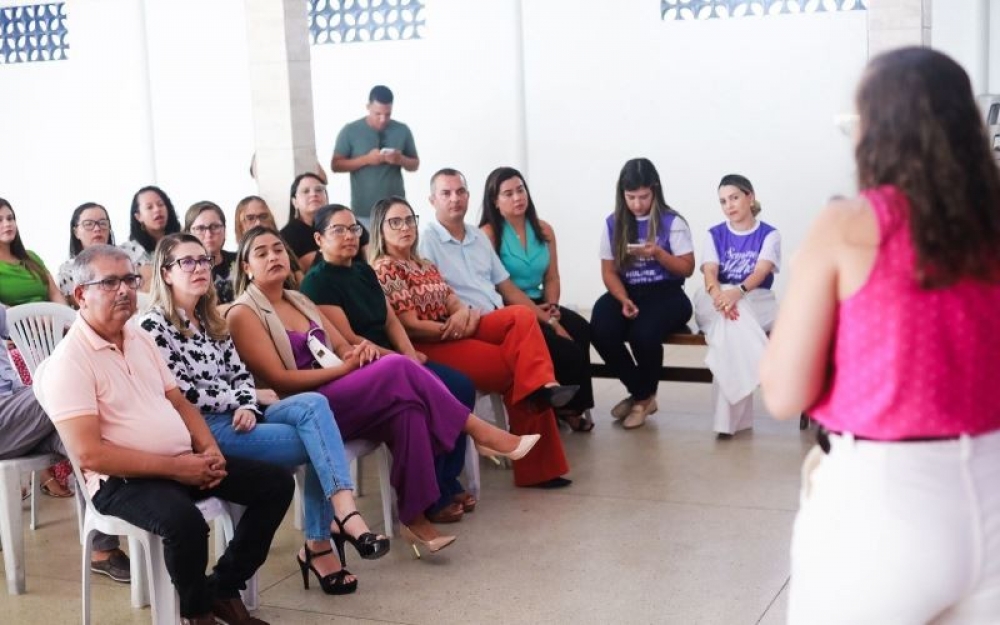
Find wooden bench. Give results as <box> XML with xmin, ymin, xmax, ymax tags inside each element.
<box><xmin>589</xmin><ymin>332</ymin><xmax>713</xmax><ymax>384</ymax></box>
<box><xmin>589</xmin><ymin>332</ymin><xmax>811</xmax><ymax>430</ymax></box>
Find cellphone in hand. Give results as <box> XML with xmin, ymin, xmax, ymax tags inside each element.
<box><xmin>626</xmin><ymin>243</ymin><xmax>645</xmax><ymax>251</ymax></box>
<box><xmin>379</xmin><ymin>147</ymin><xmax>395</xmax><ymax>155</ymax></box>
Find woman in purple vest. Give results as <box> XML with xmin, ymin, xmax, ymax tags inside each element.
<box><xmin>591</xmin><ymin>158</ymin><xmax>695</xmax><ymax>429</ymax></box>
<box><xmin>694</xmin><ymin>175</ymin><xmax>780</xmax><ymax>439</ymax></box>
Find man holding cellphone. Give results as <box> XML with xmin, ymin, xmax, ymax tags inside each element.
<box><xmin>331</xmin><ymin>85</ymin><xmax>420</xmax><ymax>223</ymax></box>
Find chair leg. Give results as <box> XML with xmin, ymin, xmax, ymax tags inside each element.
<box><xmin>82</xmin><ymin>530</ymin><xmax>94</xmax><ymax>625</ymax></box>
<box><xmin>377</xmin><ymin>446</ymin><xmax>395</xmax><ymax>539</ymax></box>
<box><xmin>464</xmin><ymin>434</ymin><xmax>481</xmax><ymax>500</ymax></box>
<box><xmin>0</xmin><ymin>466</ymin><xmax>26</xmax><ymax>594</ymax></box>
<box><xmin>488</xmin><ymin>394</ymin><xmax>511</xmax><ymax>469</ymax></box>
<box><xmin>353</xmin><ymin>456</ymin><xmax>364</xmax><ymax>498</ymax></box>
<box><xmin>146</xmin><ymin>535</ymin><xmax>179</xmax><ymax>625</ymax></box>
<box><xmin>29</xmin><ymin>470</ymin><xmax>38</xmax><ymax>531</ymax></box>
<box><xmin>127</xmin><ymin>535</ymin><xmax>148</xmax><ymax>608</ymax></box>
<box><xmin>292</xmin><ymin>466</ymin><xmax>305</xmax><ymax>531</ymax></box>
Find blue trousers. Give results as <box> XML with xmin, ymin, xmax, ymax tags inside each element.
<box><xmin>205</xmin><ymin>392</ymin><xmax>352</xmax><ymax>542</ymax></box>
<box><xmin>424</xmin><ymin>361</ymin><xmax>473</xmax><ymax>513</ymax></box>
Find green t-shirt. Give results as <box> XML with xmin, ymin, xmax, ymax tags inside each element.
<box><xmin>333</xmin><ymin>117</ymin><xmax>417</xmax><ymax>218</ymax></box>
<box><xmin>300</xmin><ymin>259</ymin><xmax>391</xmax><ymax>348</ymax></box>
<box><xmin>0</xmin><ymin>251</ymin><xmax>50</xmax><ymax>306</ymax></box>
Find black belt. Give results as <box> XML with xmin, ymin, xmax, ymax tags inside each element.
<box><xmin>817</xmin><ymin>427</ymin><xmax>962</xmax><ymax>453</ymax></box>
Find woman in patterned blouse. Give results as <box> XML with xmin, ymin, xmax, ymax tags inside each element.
<box><xmin>369</xmin><ymin>197</ymin><xmax>573</xmax><ymax>489</ymax></box>
<box><xmin>140</xmin><ymin>233</ymin><xmax>388</xmax><ymax>596</ymax></box>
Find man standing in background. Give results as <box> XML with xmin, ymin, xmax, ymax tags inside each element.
<box><xmin>331</xmin><ymin>85</ymin><xmax>419</xmax><ymax>224</ymax></box>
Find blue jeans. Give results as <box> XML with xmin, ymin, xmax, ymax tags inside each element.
<box><xmin>205</xmin><ymin>392</ymin><xmax>353</xmax><ymax>541</ymax></box>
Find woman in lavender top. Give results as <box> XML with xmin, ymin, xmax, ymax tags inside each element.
<box><xmin>694</xmin><ymin>175</ymin><xmax>780</xmax><ymax>438</ymax></box>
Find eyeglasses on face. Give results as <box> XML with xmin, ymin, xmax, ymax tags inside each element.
<box><xmin>324</xmin><ymin>224</ymin><xmax>363</xmax><ymax>237</ymax></box>
<box><xmin>167</xmin><ymin>256</ymin><xmax>214</xmax><ymax>272</ymax></box>
<box><xmin>191</xmin><ymin>223</ymin><xmax>225</xmax><ymax>235</ymax></box>
<box><xmin>77</xmin><ymin>219</ymin><xmax>111</xmax><ymax>231</ymax></box>
<box><xmin>385</xmin><ymin>215</ymin><xmax>419</xmax><ymax>230</ymax></box>
<box><xmin>81</xmin><ymin>274</ymin><xmax>143</xmax><ymax>291</ymax></box>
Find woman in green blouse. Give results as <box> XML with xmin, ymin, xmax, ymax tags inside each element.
<box><xmin>0</xmin><ymin>199</ymin><xmax>63</xmax><ymax>306</ymax></box>
<box><xmin>0</xmin><ymin>197</ymin><xmax>73</xmax><ymax>498</ymax></box>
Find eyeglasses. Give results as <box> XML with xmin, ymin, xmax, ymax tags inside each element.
<box><xmin>167</xmin><ymin>256</ymin><xmax>214</xmax><ymax>272</ymax></box>
<box><xmin>81</xmin><ymin>274</ymin><xmax>143</xmax><ymax>291</ymax></box>
<box><xmin>385</xmin><ymin>215</ymin><xmax>419</xmax><ymax>230</ymax></box>
<box><xmin>324</xmin><ymin>224</ymin><xmax>363</xmax><ymax>238</ymax></box>
<box><xmin>77</xmin><ymin>219</ymin><xmax>111</xmax><ymax>231</ymax></box>
<box><xmin>191</xmin><ymin>223</ymin><xmax>225</xmax><ymax>235</ymax></box>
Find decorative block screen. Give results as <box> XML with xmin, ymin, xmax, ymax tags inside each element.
<box><xmin>0</xmin><ymin>3</ymin><xmax>68</xmax><ymax>64</ymax></box>
<box><xmin>309</xmin><ymin>0</ymin><xmax>426</xmax><ymax>45</ymax></box>
<box><xmin>662</xmin><ymin>0</ymin><xmax>867</xmax><ymax>20</ymax></box>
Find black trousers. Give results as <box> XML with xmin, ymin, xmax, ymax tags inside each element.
<box><xmin>590</xmin><ymin>282</ymin><xmax>692</xmax><ymax>401</ymax></box>
<box><xmin>537</xmin><ymin>303</ymin><xmax>595</xmax><ymax>414</ymax></box>
<box><xmin>92</xmin><ymin>455</ymin><xmax>293</xmax><ymax>617</ymax></box>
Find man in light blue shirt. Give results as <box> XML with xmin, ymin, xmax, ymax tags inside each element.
<box><xmin>419</xmin><ymin>168</ymin><xmax>527</xmax><ymax>312</ymax></box>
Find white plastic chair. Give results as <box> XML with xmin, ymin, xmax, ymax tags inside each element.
<box><xmin>476</xmin><ymin>392</ymin><xmax>511</xmax><ymax>468</ymax></box>
<box><xmin>6</xmin><ymin>302</ymin><xmax>77</xmax><ymax>375</ymax></box>
<box><xmin>70</xmin><ymin>460</ymin><xmax>257</xmax><ymax>625</ymax></box>
<box><xmin>6</xmin><ymin>302</ymin><xmax>77</xmax><ymax>528</ymax></box>
<box><xmin>0</xmin><ymin>452</ymin><xmax>60</xmax><ymax>594</ymax></box>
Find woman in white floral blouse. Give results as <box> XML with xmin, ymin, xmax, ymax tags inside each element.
<box><xmin>140</xmin><ymin>233</ymin><xmax>387</xmax><ymax>596</ymax></box>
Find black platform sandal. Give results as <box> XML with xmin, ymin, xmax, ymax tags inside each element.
<box><xmin>331</xmin><ymin>510</ymin><xmax>391</xmax><ymax>561</ymax></box>
<box><xmin>296</xmin><ymin>543</ymin><xmax>357</xmax><ymax>595</ymax></box>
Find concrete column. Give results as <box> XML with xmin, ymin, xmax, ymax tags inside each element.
<box><xmin>244</xmin><ymin>0</ymin><xmax>317</xmax><ymax>227</ymax></box>
<box><xmin>867</xmin><ymin>0</ymin><xmax>931</xmax><ymax>58</ymax></box>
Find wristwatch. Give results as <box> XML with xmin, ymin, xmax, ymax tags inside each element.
<box><xmin>738</xmin><ymin>283</ymin><xmax>749</xmax><ymax>294</ymax></box>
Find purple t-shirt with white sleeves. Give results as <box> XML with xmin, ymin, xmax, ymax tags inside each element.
<box><xmin>605</xmin><ymin>213</ymin><xmax>687</xmax><ymax>286</ymax></box>
<box><xmin>708</xmin><ymin>220</ymin><xmax>777</xmax><ymax>289</ymax></box>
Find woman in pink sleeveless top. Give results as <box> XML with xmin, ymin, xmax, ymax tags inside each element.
<box><xmin>762</xmin><ymin>48</ymin><xmax>1000</xmax><ymax>624</ymax></box>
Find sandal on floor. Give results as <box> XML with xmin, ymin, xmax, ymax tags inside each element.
<box><xmin>557</xmin><ymin>410</ymin><xmax>595</xmax><ymax>433</ymax></box>
<box><xmin>453</xmin><ymin>492</ymin><xmax>477</xmax><ymax>513</ymax></box>
<box><xmin>40</xmin><ymin>478</ymin><xmax>73</xmax><ymax>498</ymax></box>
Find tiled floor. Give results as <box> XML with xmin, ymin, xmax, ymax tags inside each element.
<box><xmin>1</xmin><ymin>367</ymin><xmax>813</xmax><ymax>624</ymax></box>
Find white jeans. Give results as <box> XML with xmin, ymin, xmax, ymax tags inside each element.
<box><xmin>789</xmin><ymin>432</ymin><xmax>1000</xmax><ymax>624</ymax></box>
<box><xmin>693</xmin><ymin>287</ymin><xmax>777</xmax><ymax>434</ymax></box>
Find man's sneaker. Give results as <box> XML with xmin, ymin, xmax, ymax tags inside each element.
<box><xmin>90</xmin><ymin>548</ymin><xmax>131</xmax><ymax>583</ymax></box>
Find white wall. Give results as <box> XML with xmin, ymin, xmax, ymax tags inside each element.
<box><xmin>0</xmin><ymin>0</ymin><xmax>871</xmax><ymax>310</ymax></box>
<box><xmin>931</xmin><ymin>0</ymin><xmax>992</xmax><ymax>95</ymax></box>
<box><xmin>521</xmin><ymin>1</ymin><xmax>867</xmax><ymax>306</ymax></box>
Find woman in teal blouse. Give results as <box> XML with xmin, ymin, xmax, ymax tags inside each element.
<box><xmin>479</xmin><ymin>167</ymin><xmax>595</xmax><ymax>432</ymax></box>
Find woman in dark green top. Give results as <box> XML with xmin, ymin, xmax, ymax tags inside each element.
<box><xmin>300</xmin><ymin>204</ymin><xmax>476</xmax><ymax>523</ymax></box>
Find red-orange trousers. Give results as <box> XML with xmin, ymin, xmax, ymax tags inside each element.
<box><xmin>416</xmin><ymin>305</ymin><xmax>569</xmax><ymax>487</ymax></box>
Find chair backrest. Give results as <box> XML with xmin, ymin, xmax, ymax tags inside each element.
<box><xmin>5</xmin><ymin>302</ymin><xmax>77</xmax><ymax>375</ymax></box>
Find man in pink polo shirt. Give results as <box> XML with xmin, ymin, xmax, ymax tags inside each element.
<box><xmin>34</xmin><ymin>245</ymin><xmax>292</xmax><ymax>625</ymax></box>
